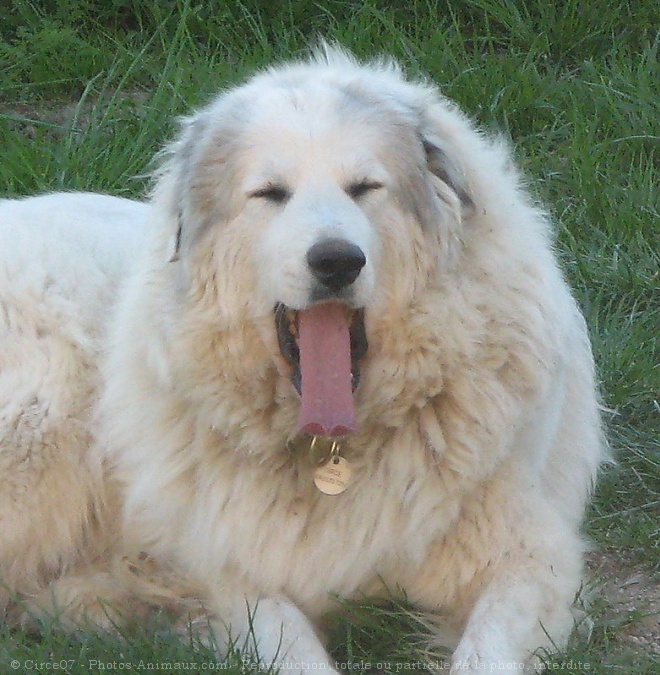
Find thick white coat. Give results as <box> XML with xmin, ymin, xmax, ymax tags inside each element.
<box><xmin>0</xmin><ymin>50</ymin><xmax>604</xmax><ymax>673</ymax></box>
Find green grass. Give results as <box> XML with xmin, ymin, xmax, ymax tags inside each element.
<box><xmin>1</xmin><ymin>0</ymin><xmax>658</xmax><ymax>673</ymax></box>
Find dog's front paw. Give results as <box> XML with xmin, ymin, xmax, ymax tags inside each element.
<box><xmin>265</xmin><ymin>655</ymin><xmax>339</xmax><ymax>675</ymax></box>
<box><xmin>223</xmin><ymin>597</ymin><xmax>338</xmax><ymax>675</ymax></box>
<box><xmin>450</xmin><ymin>639</ymin><xmax>535</xmax><ymax>674</ymax></box>
<box><xmin>450</xmin><ymin>656</ymin><xmax>527</xmax><ymax>674</ymax></box>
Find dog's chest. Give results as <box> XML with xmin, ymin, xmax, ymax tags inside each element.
<box><xmin>179</xmin><ymin>445</ymin><xmax>449</xmax><ymax>610</ymax></box>
<box><xmin>233</xmin><ymin>475</ymin><xmax>398</xmax><ymax>602</ymax></box>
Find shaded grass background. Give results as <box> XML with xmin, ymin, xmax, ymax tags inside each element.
<box><xmin>1</xmin><ymin>0</ymin><xmax>658</xmax><ymax>672</ymax></box>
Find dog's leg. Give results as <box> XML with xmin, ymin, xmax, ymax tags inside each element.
<box><xmin>213</xmin><ymin>594</ymin><xmax>338</xmax><ymax>674</ymax></box>
<box><xmin>447</xmin><ymin>549</ymin><xmax>581</xmax><ymax>674</ymax></box>
<box><xmin>0</xmin><ymin>338</ymin><xmax>102</xmax><ymax>614</ymax></box>
<box><xmin>400</xmin><ymin>479</ymin><xmax>584</xmax><ymax>672</ymax></box>
<box><xmin>14</xmin><ymin>554</ymin><xmax>210</xmax><ymax>635</ymax></box>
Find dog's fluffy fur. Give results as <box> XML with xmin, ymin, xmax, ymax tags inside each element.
<box><xmin>0</xmin><ymin>49</ymin><xmax>604</xmax><ymax>672</ymax></box>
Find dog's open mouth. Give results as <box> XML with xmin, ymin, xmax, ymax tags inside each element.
<box><xmin>275</xmin><ymin>302</ymin><xmax>367</xmax><ymax>437</ymax></box>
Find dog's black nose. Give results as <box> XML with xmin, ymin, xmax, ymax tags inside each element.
<box><xmin>306</xmin><ymin>238</ymin><xmax>366</xmax><ymax>291</ymax></box>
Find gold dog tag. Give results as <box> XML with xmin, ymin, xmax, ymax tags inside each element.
<box><xmin>314</xmin><ymin>455</ymin><xmax>352</xmax><ymax>495</ymax></box>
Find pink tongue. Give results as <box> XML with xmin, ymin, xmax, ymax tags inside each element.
<box><xmin>296</xmin><ymin>302</ymin><xmax>358</xmax><ymax>438</ymax></box>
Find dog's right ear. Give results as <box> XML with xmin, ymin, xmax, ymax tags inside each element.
<box><xmin>163</xmin><ymin>104</ymin><xmax>244</xmax><ymax>264</ymax></box>
<box><xmin>164</xmin><ymin>114</ymin><xmax>211</xmax><ymax>263</ymax></box>
<box><xmin>166</xmin><ymin>197</ymin><xmax>185</xmax><ymax>263</ymax></box>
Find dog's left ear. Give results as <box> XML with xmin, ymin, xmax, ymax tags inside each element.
<box><xmin>421</xmin><ymin>136</ymin><xmax>474</xmax><ymax>217</ymax></box>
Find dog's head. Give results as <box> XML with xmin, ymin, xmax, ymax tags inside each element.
<box><xmin>156</xmin><ymin>46</ymin><xmax>475</xmax><ymax>436</ymax></box>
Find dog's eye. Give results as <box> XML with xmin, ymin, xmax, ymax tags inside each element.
<box><xmin>346</xmin><ymin>181</ymin><xmax>383</xmax><ymax>201</ymax></box>
<box><xmin>250</xmin><ymin>185</ymin><xmax>291</xmax><ymax>204</ymax></box>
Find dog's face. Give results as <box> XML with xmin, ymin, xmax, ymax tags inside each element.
<box><xmin>162</xmin><ymin>52</ymin><xmax>473</xmax><ymax>434</ymax></box>
<box><xmin>240</xmin><ymin>89</ymin><xmax>391</xmax><ymax>311</ymax></box>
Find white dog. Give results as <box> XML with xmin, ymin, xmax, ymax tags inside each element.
<box><xmin>0</xmin><ymin>48</ymin><xmax>604</xmax><ymax>672</ymax></box>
